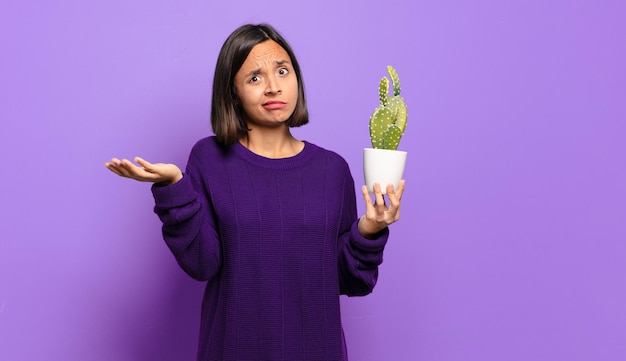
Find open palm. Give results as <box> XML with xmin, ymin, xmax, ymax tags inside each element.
<box><xmin>105</xmin><ymin>157</ymin><xmax>182</xmax><ymax>185</ymax></box>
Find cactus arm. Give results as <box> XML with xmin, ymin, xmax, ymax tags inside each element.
<box><xmin>379</xmin><ymin>77</ymin><xmax>389</xmax><ymax>106</ymax></box>
<box><xmin>388</xmin><ymin>96</ymin><xmax>408</xmax><ymax>133</ymax></box>
<box><xmin>388</xmin><ymin>65</ymin><xmax>401</xmax><ymax>97</ymax></box>
<box><xmin>382</xmin><ymin>125</ymin><xmax>403</xmax><ymax>150</ymax></box>
<box><xmin>368</xmin><ymin>65</ymin><xmax>408</xmax><ymax>150</ymax></box>
<box><xmin>369</xmin><ymin>106</ymin><xmax>393</xmax><ymax>149</ymax></box>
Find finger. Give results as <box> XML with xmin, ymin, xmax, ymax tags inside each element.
<box><xmin>392</xmin><ymin>181</ymin><xmax>406</xmax><ymax>221</ymax></box>
<box><xmin>119</xmin><ymin>159</ymin><xmax>147</xmax><ymax>178</ymax></box>
<box><xmin>373</xmin><ymin>183</ymin><xmax>386</xmax><ymax>210</ymax></box>
<box><xmin>118</xmin><ymin>159</ymin><xmax>134</xmax><ymax>172</ymax></box>
<box><xmin>386</xmin><ymin>183</ymin><xmax>395</xmax><ymax>197</ymax></box>
<box><xmin>134</xmin><ymin>156</ymin><xmax>152</xmax><ymax>170</ymax></box>
<box><xmin>386</xmin><ymin>183</ymin><xmax>401</xmax><ymax>208</ymax></box>
<box><xmin>396</xmin><ymin>179</ymin><xmax>406</xmax><ymax>200</ymax></box>
<box><xmin>361</xmin><ymin>186</ymin><xmax>375</xmax><ymax>214</ymax></box>
<box><xmin>104</xmin><ymin>163</ymin><xmax>125</xmax><ymax>177</ymax></box>
<box><xmin>110</xmin><ymin>159</ymin><xmax>133</xmax><ymax>177</ymax></box>
<box><xmin>361</xmin><ymin>185</ymin><xmax>374</xmax><ymax>209</ymax></box>
<box><xmin>114</xmin><ymin>165</ymin><xmax>133</xmax><ymax>178</ymax></box>
<box><xmin>109</xmin><ymin>158</ymin><xmax>122</xmax><ymax>167</ymax></box>
<box><xmin>134</xmin><ymin>157</ymin><xmax>157</xmax><ymax>175</ymax></box>
<box><xmin>385</xmin><ymin>185</ymin><xmax>403</xmax><ymax>222</ymax></box>
<box><xmin>121</xmin><ymin>158</ymin><xmax>143</xmax><ymax>170</ymax></box>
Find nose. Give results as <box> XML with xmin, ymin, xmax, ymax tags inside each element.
<box><xmin>264</xmin><ymin>75</ymin><xmax>282</xmax><ymax>95</ymax></box>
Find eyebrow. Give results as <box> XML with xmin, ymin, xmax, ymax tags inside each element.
<box><xmin>243</xmin><ymin>60</ymin><xmax>291</xmax><ymax>78</ymax></box>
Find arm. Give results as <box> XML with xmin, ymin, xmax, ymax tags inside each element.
<box><xmin>151</xmin><ymin>163</ymin><xmax>222</xmax><ymax>281</ymax></box>
<box><xmin>337</xmin><ymin>169</ymin><xmax>405</xmax><ymax>296</ymax></box>
<box><xmin>105</xmin><ymin>155</ymin><xmax>222</xmax><ymax>281</ymax></box>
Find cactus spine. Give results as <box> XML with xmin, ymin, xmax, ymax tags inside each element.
<box><xmin>369</xmin><ymin>66</ymin><xmax>407</xmax><ymax>150</ymax></box>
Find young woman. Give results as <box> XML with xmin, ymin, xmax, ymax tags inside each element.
<box><xmin>105</xmin><ymin>23</ymin><xmax>404</xmax><ymax>361</ymax></box>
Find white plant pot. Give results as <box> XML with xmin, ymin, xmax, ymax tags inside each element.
<box><xmin>363</xmin><ymin>148</ymin><xmax>407</xmax><ymax>194</ymax></box>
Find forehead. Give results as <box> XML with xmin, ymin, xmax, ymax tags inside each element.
<box><xmin>242</xmin><ymin>40</ymin><xmax>290</xmax><ymax>67</ymax></box>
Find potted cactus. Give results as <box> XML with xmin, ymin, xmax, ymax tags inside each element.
<box><xmin>363</xmin><ymin>65</ymin><xmax>408</xmax><ymax>194</ymax></box>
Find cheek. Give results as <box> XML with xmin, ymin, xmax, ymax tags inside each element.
<box><xmin>240</xmin><ymin>88</ymin><xmax>263</xmax><ymax>107</ymax></box>
<box><xmin>288</xmin><ymin>79</ymin><xmax>299</xmax><ymax>99</ymax></box>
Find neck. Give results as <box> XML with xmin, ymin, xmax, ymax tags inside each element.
<box><xmin>240</xmin><ymin>127</ymin><xmax>304</xmax><ymax>159</ymax></box>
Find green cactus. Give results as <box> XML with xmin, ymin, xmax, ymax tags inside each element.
<box><xmin>369</xmin><ymin>66</ymin><xmax>408</xmax><ymax>150</ymax></box>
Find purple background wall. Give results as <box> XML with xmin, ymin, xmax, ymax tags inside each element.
<box><xmin>1</xmin><ymin>1</ymin><xmax>625</xmax><ymax>360</ymax></box>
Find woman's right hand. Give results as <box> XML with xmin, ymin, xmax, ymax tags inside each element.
<box><xmin>104</xmin><ymin>157</ymin><xmax>183</xmax><ymax>185</ymax></box>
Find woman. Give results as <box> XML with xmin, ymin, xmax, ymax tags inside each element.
<box><xmin>105</xmin><ymin>23</ymin><xmax>404</xmax><ymax>361</ymax></box>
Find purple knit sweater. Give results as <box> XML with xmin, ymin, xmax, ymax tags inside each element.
<box><xmin>151</xmin><ymin>136</ymin><xmax>388</xmax><ymax>361</ymax></box>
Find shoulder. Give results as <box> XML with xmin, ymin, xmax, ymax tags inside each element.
<box><xmin>190</xmin><ymin>136</ymin><xmax>222</xmax><ymax>153</ymax></box>
<box><xmin>185</xmin><ymin>136</ymin><xmax>233</xmax><ymax>171</ymax></box>
<box><xmin>305</xmin><ymin>141</ymin><xmax>351</xmax><ymax>173</ymax></box>
<box><xmin>188</xmin><ymin>136</ymin><xmax>228</xmax><ymax>159</ymax></box>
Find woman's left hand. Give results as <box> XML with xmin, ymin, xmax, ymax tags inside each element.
<box><xmin>358</xmin><ymin>180</ymin><xmax>405</xmax><ymax>238</ymax></box>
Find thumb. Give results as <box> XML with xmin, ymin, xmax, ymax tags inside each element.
<box><xmin>134</xmin><ymin>157</ymin><xmax>152</xmax><ymax>169</ymax></box>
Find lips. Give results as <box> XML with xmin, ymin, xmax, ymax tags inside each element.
<box><xmin>262</xmin><ymin>101</ymin><xmax>286</xmax><ymax>110</ymax></box>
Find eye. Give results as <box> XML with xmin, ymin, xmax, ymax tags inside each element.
<box><xmin>278</xmin><ymin>67</ymin><xmax>289</xmax><ymax>76</ymax></box>
<box><xmin>249</xmin><ymin>75</ymin><xmax>260</xmax><ymax>83</ymax></box>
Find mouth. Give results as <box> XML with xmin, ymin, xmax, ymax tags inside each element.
<box><xmin>262</xmin><ymin>101</ymin><xmax>287</xmax><ymax>110</ymax></box>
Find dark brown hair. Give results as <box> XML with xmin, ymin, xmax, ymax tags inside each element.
<box><xmin>211</xmin><ymin>24</ymin><xmax>309</xmax><ymax>145</ymax></box>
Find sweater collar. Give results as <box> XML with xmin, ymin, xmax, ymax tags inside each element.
<box><xmin>231</xmin><ymin>140</ymin><xmax>318</xmax><ymax>170</ymax></box>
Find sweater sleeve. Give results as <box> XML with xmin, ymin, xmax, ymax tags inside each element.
<box><xmin>151</xmin><ymin>152</ymin><xmax>222</xmax><ymax>281</ymax></box>
<box><xmin>337</xmin><ymin>166</ymin><xmax>389</xmax><ymax>296</ymax></box>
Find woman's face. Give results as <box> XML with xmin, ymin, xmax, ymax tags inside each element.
<box><xmin>233</xmin><ymin>40</ymin><xmax>298</xmax><ymax>129</ymax></box>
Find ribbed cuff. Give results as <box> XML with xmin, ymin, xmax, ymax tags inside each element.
<box><xmin>151</xmin><ymin>174</ymin><xmax>196</xmax><ymax>209</ymax></box>
<box><xmin>349</xmin><ymin>220</ymin><xmax>389</xmax><ymax>253</ymax></box>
